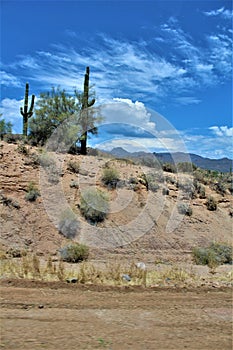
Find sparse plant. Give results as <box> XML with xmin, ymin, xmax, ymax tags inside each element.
<box><xmin>178</xmin><ymin>178</ymin><xmax>195</xmax><ymax>199</ymax></box>
<box><xmin>177</xmin><ymin>202</ymin><xmax>193</xmax><ymax>216</ymax></box>
<box><xmin>80</xmin><ymin>188</ymin><xmax>109</xmax><ymax>223</ymax></box>
<box><xmin>192</xmin><ymin>242</ymin><xmax>233</xmax><ymax>267</ymax></box>
<box><xmin>67</xmin><ymin>160</ymin><xmax>80</xmax><ymax>174</ymax></box>
<box><xmin>25</xmin><ymin>182</ymin><xmax>40</xmax><ymax>201</ymax></box>
<box><xmin>58</xmin><ymin>211</ymin><xmax>80</xmax><ymax>238</ymax></box>
<box><xmin>194</xmin><ymin>180</ymin><xmax>206</xmax><ymax>198</ymax></box>
<box><xmin>206</xmin><ymin>196</ymin><xmax>217</xmax><ymax>211</ymax></box>
<box><xmin>162</xmin><ymin>187</ymin><xmax>169</xmax><ymax>195</ymax></box>
<box><xmin>59</xmin><ymin>243</ymin><xmax>89</xmax><ymax>263</ymax></box>
<box><xmin>7</xmin><ymin>247</ymin><xmax>27</xmax><ymax>258</ymax></box>
<box><xmin>38</xmin><ymin>152</ymin><xmax>55</xmax><ymax>168</ymax></box>
<box><xmin>101</xmin><ymin>167</ymin><xmax>120</xmax><ymax>188</ymax></box>
<box><xmin>17</xmin><ymin>141</ymin><xmax>29</xmax><ymax>155</ymax></box>
<box><xmin>162</xmin><ymin>163</ymin><xmax>176</xmax><ymax>173</ymax></box>
<box><xmin>214</xmin><ymin>181</ymin><xmax>226</xmax><ymax>196</ymax></box>
<box><xmin>177</xmin><ymin>162</ymin><xmax>197</xmax><ymax>173</ymax></box>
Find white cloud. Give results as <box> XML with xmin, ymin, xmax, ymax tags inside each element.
<box><xmin>93</xmin><ymin>99</ymin><xmax>188</xmax><ymax>154</ymax></box>
<box><xmin>209</xmin><ymin>126</ymin><xmax>233</xmax><ymax>137</ymax></box>
<box><xmin>1</xmin><ymin>71</ymin><xmax>21</xmax><ymax>87</ymax></box>
<box><xmin>0</xmin><ymin>97</ymin><xmax>35</xmax><ymax>133</ymax></box>
<box><xmin>174</xmin><ymin>97</ymin><xmax>201</xmax><ymax>105</ymax></box>
<box><xmin>203</xmin><ymin>7</ymin><xmax>233</xmax><ymax>20</ymax></box>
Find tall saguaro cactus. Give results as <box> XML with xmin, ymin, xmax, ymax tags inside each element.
<box><xmin>20</xmin><ymin>83</ymin><xmax>35</xmax><ymax>136</ymax></box>
<box><xmin>80</xmin><ymin>67</ymin><xmax>95</xmax><ymax>155</ymax></box>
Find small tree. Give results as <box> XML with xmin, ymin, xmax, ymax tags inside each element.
<box><xmin>29</xmin><ymin>87</ymin><xmax>77</xmax><ymax>146</ymax></box>
<box><xmin>0</xmin><ymin>114</ymin><xmax>12</xmax><ymax>139</ymax></box>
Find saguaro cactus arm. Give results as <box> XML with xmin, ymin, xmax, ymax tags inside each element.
<box><xmin>20</xmin><ymin>83</ymin><xmax>35</xmax><ymax>136</ymax></box>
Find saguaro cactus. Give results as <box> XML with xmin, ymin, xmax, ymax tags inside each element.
<box><xmin>80</xmin><ymin>67</ymin><xmax>95</xmax><ymax>155</ymax></box>
<box><xmin>20</xmin><ymin>83</ymin><xmax>35</xmax><ymax>136</ymax></box>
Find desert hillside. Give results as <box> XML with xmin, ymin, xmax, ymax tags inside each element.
<box><xmin>0</xmin><ymin>141</ymin><xmax>232</xmax><ymax>263</ymax></box>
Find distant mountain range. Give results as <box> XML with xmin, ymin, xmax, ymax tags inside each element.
<box><xmin>108</xmin><ymin>147</ymin><xmax>232</xmax><ymax>173</ymax></box>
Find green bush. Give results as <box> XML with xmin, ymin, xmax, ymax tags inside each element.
<box><xmin>59</xmin><ymin>243</ymin><xmax>89</xmax><ymax>263</ymax></box>
<box><xmin>25</xmin><ymin>182</ymin><xmax>40</xmax><ymax>201</ymax></box>
<box><xmin>206</xmin><ymin>196</ymin><xmax>217</xmax><ymax>211</ymax></box>
<box><xmin>101</xmin><ymin>168</ymin><xmax>120</xmax><ymax>189</ymax></box>
<box><xmin>192</xmin><ymin>243</ymin><xmax>233</xmax><ymax>267</ymax></box>
<box><xmin>80</xmin><ymin>188</ymin><xmax>109</xmax><ymax>223</ymax></box>
<box><xmin>177</xmin><ymin>202</ymin><xmax>192</xmax><ymax>216</ymax></box>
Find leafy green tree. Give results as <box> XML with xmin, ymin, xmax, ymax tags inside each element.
<box><xmin>29</xmin><ymin>67</ymin><xmax>101</xmax><ymax>153</ymax></box>
<box><xmin>0</xmin><ymin>114</ymin><xmax>13</xmax><ymax>139</ymax></box>
<box><xmin>29</xmin><ymin>87</ymin><xmax>77</xmax><ymax>146</ymax></box>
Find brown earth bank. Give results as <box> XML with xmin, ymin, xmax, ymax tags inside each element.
<box><xmin>0</xmin><ymin>279</ymin><xmax>232</xmax><ymax>350</ymax></box>
<box><xmin>0</xmin><ymin>141</ymin><xmax>232</xmax><ymax>262</ymax></box>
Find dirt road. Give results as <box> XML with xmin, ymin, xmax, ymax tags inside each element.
<box><xmin>0</xmin><ymin>280</ymin><xmax>232</xmax><ymax>350</ymax></box>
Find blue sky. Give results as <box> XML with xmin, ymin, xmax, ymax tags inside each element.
<box><xmin>0</xmin><ymin>0</ymin><xmax>232</xmax><ymax>159</ymax></box>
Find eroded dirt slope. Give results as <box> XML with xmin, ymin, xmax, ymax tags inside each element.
<box><xmin>0</xmin><ymin>141</ymin><xmax>232</xmax><ymax>262</ymax></box>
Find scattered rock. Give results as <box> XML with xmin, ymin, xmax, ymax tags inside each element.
<box><xmin>66</xmin><ymin>278</ymin><xmax>78</xmax><ymax>283</ymax></box>
<box><xmin>122</xmin><ymin>274</ymin><xmax>131</xmax><ymax>282</ymax></box>
<box><xmin>135</xmin><ymin>262</ymin><xmax>146</xmax><ymax>270</ymax></box>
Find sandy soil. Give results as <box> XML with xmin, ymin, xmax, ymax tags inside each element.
<box><xmin>0</xmin><ymin>280</ymin><xmax>232</xmax><ymax>350</ymax></box>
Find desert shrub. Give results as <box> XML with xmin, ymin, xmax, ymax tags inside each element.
<box><xmin>162</xmin><ymin>187</ymin><xmax>169</xmax><ymax>195</ymax></box>
<box><xmin>177</xmin><ymin>202</ymin><xmax>193</xmax><ymax>216</ymax></box>
<box><xmin>70</xmin><ymin>180</ymin><xmax>79</xmax><ymax>189</ymax></box>
<box><xmin>80</xmin><ymin>188</ymin><xmax>109</xmax><ymax>223</ymax></box>
<box><xmin>206</xmin><ymin>196</ymin><xmax>217</xmax><ymax>211</ymax></box>
<box><xmin>142</xmin><ymin>172</ymin><xmax>160</xmax><ymax>192</ymax></box>
<box><xmin>38</xmin><ymin>152</ymin><xmax>55</xmax><ymax>168</ymax></box>
<box><xmin>58</xmin><ymin>213</ymin><xmax>80</xmax><ymax>239</ymax></box>
<box><xmin>194</xmin><ymin>180</ymin><xmax>206</xmax><ymax>198</ymax></box>
<box><xmin>59</xmin><ymin>243</ymin><xmax>89</xmax><ymax>263</ymax></box>
<box><xmin>17</xmin><ymin>141</ymin><xmax>29</xmax><ymax>155</ymax></box>
<box><xmin>178</xmin><ymin>179</ymin><xmax>195</xmax><ymax>199</ymax></box>
<box><xmin>47</xmin><ymin>164</ymin><xmax>61</xmax><ymax>184</ymax></box>
<box><xmin>128</xmin><ymin>176</ymin><xmax>138</xmax><ymax>185</ymax></box>
<box><xmin>25</xmin><ymin>182</ymin><xmax>40</xmax><ymax>201</ymax></box>
<box><xmin>38</xmin><ymin>153</ymin><xmax>61</xmax><ymax>184</ymax></box>
<box><xmin>214</xmin><ymin>181</ymin><xmax>226</xmax><ymax>196</ymax></box>
<box><xmin>88</xmin><ymin>148</ymin><xmax>99</xmax><ymax>156</ymax></box>
<box><xmin>165</xmin><ymin>175</ymin><xmax>176</xmax><ymax>185</ymax></box>
<box><xmin>177</xmin><ymin>162</ymin><xmax>197</xmax><ymax>173</ymax></box>
<box><xmin>67</xmin><ymin>160</ymin><xmax>80</xmax><ymax>174</ymax></box>
<box><xmin>7</xmin><ymin>247</ymin><xmax>27</xmax><ymax>258</ymax></box>
<box><xmin>101</xmin><ymin>168</ymin><xmax>120</xmax><ymax>189</ymax></box>
<box><xmin>162</xmin><ymin>163</ymin><xmax>176</xmax><ymax>173</ymax></box>
<box><xmin>192</xmin><ymin>243</ymin><xmax>233</xmax><ymax>266</ymax></box>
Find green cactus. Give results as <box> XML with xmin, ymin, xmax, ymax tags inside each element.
<box><xmin>80</xmin><ymin>67</ymin><xmax>95</xmax><ymax>155</ymax></box>
<box><xmin>20</xmin><ymin>83</ymin><xmax>35</xmax><ymax>136</ymax></box>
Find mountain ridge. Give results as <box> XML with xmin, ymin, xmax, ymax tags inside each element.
<box><xmin>108</xmin><ymin>147</ymin><xmax>232</xmax><ymax>173</ymax></box>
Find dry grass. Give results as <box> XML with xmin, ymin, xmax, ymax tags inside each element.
<box><xmin>1</xmin><ymin>254</ymin><xmax>232</xmax><ymax>286</ymax></box>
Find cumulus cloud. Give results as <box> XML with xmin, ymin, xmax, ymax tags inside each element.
<box><xmin>92</xmin><ymin>99</ymin><xmax>188</xmax><ymax>154</ymax></box>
